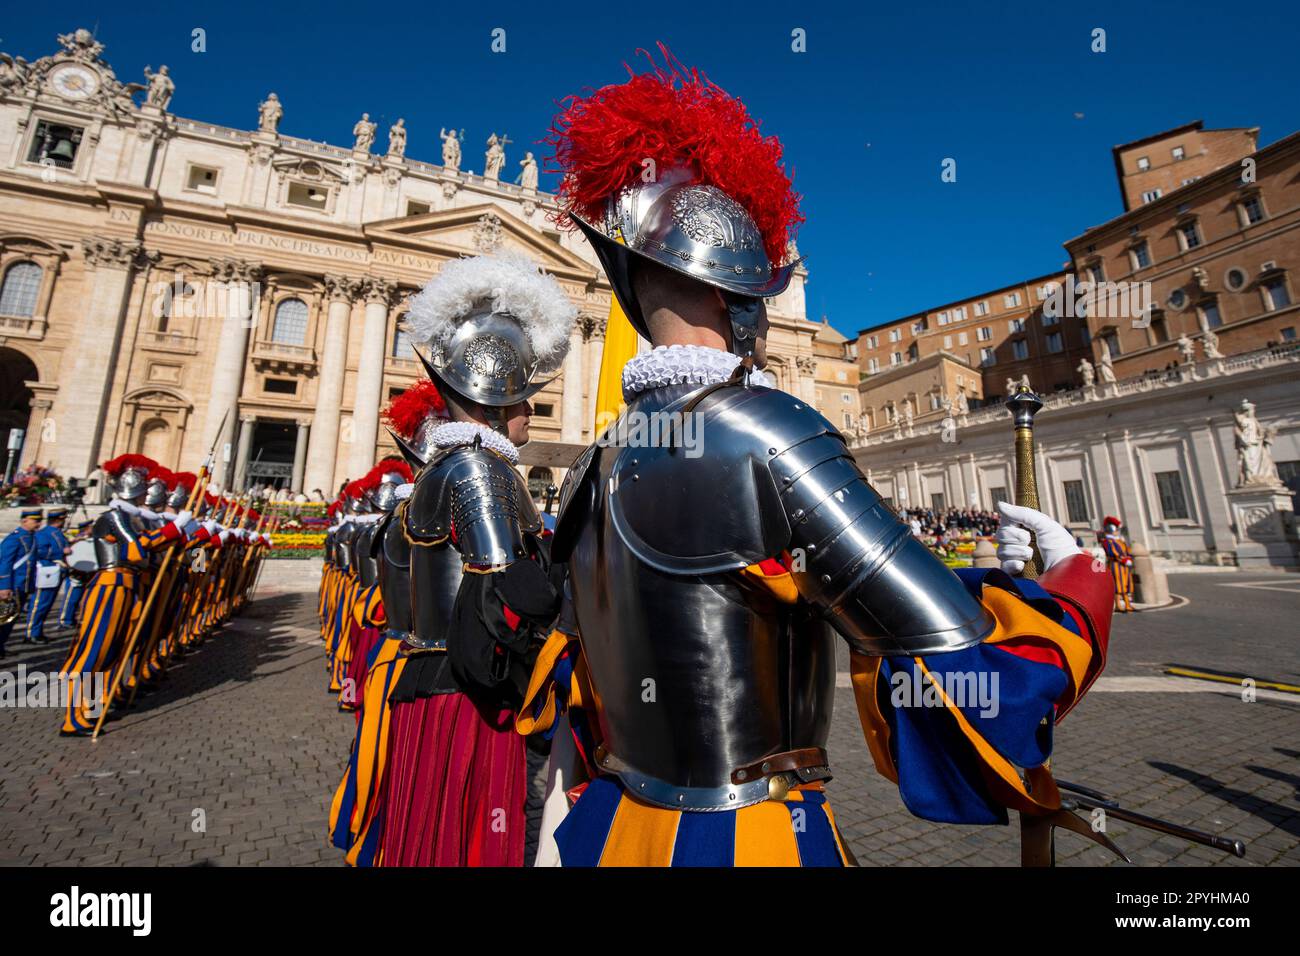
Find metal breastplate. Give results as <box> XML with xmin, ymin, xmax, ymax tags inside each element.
<box><xmin>555</xmin><ymin>380</ymin><xmax>991</xmax><ymax>808</ymax></box>
<box><xmin>353</xmin><ymin>523</ymin><xmax>380</xmax><ymax>588</ymax></box>
<box><xmin>92</xmin><ymin>508</ymin><xmax>144</xmax><ymax>570</ymax></box>
<box><xmin>334</xmin><ymin>523</ymin><xmax>356</xmax><ymax>573</ymax></box>
<box><xmin>374</xmin><ymin>513</ymin><xmax>413</xmax><ymax>634</ymax></box>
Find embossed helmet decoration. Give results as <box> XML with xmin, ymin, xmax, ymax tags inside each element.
<box><xmin>101</xmin><ymin>454</ymin><xmax>156</xmax><ymax>501</ymax></box>
<box><xmin>404</xmin><ymin>253</ymin><xmax>576</xmax><ymax>434</ymax></box>
<box><xmin>548</xmin><ymin>44</ymin><xmax>803</xmax><ymax>355</ymax></box>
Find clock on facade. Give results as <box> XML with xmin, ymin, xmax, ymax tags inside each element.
<box><xmin>49</xmin><ymin>64</ymin><xmax>100</xmax><ymax>101</ymax></box>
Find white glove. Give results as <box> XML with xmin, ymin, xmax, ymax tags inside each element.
<box><xmin>171</xmin><ymin>509</ymin><xmax>193</xmax><ymax>529</ymax></box>
<box><xmin>995</xmin><ymin>501</ymin><xmax>1082</xmax><ymax>575</ymax></box>
<box><xmin>183</xmin><ymin>519</ymin><xmax>200</xmax><ymax>536</ymax></box>
<box><xmin>262</xmin><ymin>533</ymin><xmax>273</xmax><ymax>546</ymax></box>
<box><xmin>202</xmin><ymin>520</ymin><xmax>218</xmax><ymax>534</ymax></box>
<box><xmin>218</xmin><ymin>530</ymin><xmax>231</xmax><ymax>544</ymax></box>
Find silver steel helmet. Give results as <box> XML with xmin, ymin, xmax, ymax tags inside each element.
<box><xmin>415</xmin><ymin>310</ymin><xmax>551</xmax><ymax>409</ymax></box>
<box><xmin>372</xmin><ymin>471</ymin><xmax>405</xmax><ymax>513</ymax></box>
<box><xmin>570</xmin><ymin>166</ymin><xmax>800</xmax><ymax>353</ymax></box>
<box><xmin>144</xmin><ymin>477</ymin><xmax>169</xmax><ymax>509</ymax></box>
<box><xmin>109</xmin><ymin>465</ymin><xmax>150</xmax><ymax>500</ymax></box>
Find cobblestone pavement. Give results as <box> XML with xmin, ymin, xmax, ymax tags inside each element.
<box><xmin>1</xmin><ymin>562</ymin><xmax>1296</xmax><ymax>866</ymax></box>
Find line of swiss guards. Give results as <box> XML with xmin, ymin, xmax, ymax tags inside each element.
<box><xmin>319</xmin><ymin>48</ymin><xmax>1116</xmax><ymax>868</ymax></box>
<box><xmin>19</xmin><ymin>454</ymin><xmax>274</xmax><ymax>736</ymax></box>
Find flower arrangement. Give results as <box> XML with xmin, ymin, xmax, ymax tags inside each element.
<box><xmin>2</xmin><ymin>464</ymin><xmax>68</xmax><ymax>506</ymax></box>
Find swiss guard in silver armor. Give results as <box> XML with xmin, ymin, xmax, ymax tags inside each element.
<box><xmin>326</xmin><ymin>481</ymin><xmax>374</xmax><ymax>696</ymax></box>
<box><xmin>529</xmin><ymin>48</ymin><xmax>1115</xmax><ymax>865</ymax></box>
<box><xmin>329</xmin><ymin>382</ymin><xmax>446</xmax><ymax>866</ymax></box>
<box><xmin>373</xmin><ymin>253</ymin><xmax>576</xmax><ymax>867</ymax></box>
<box><xmin>59</xmin><ymin>454</ymin><xmax>189</xmax><ymax>736</ymax></box>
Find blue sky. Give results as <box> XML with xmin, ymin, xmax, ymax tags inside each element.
<box><xmin>5</xmin><ymin>1</ymin><xmax>1297</xmax><ymax>336</ymax></box>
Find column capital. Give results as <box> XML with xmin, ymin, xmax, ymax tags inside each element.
<box><xmin>212</xmin><ymin>257</ymin><xmax>263</xmax><ymax>284</ymax></box>
<box><xmin>580</xmin><ymin>313</ymin><xmax>607</xmax><ymax>342</ymax></box>
<box><xmin>362</xmin><ymin>276</ymin><xmax>398</xmax><ymax>306</ymax></box>
<box><xmin>323</xmin><ymin>274</ymin><xmax>363</xmax><ymax>303</ymax></box>
<box><xmin>81</xmin><ymin>236</ymin><xmax>155</xmax><ymax>270</ymax></box>
<box><xmin>296</xmin><ymin>416</ymin><xmax>313</xmax><ymax>428</ymax></box>
<box><xmin>240</xmin><ymin>414</ymin><xmax>258</xmax><ymax>425</ymax></box>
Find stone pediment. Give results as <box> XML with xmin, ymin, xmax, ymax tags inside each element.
<box><xmin>365</xmin><ymin>204</ymin><xmax>596</xmax><ymax>281</ymax></box>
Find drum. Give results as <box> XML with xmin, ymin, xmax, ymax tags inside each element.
<box><xmin>68</xmin><ymin>539</ymin><xmax>98</xmax><ymax>582</ymax></box>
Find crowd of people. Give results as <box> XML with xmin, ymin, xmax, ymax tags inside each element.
<box><xmin>901</xmin><ymin>506</ymin><xmax>1002</xmax><ymax>542</ymax></box>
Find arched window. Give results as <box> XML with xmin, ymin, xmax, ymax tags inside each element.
<box><xmin>0</xmin><ymin>262</ymin><xmax>42</xmax><ymax>317</ymax></box>
<box><xmin>271</xmin><ymin>297</ymin><xmax>309</xmax><ymax>345</ymax></box>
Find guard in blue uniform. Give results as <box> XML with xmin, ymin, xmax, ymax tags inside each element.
<box><xmin>0</xmin><ymin>508</ymin><xmax>42</xmax><ymax>658</ymax></box>
<box><xmin>27</xmin><ymin>507</ymin><xmax>71</xmax><ymax>643</ymax></box>
<box><xmin>59</xmin><ymin>519</ymin><xmax>94</xmax><ymax>628</ymax></box>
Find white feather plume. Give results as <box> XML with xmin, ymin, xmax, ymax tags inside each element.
<box><xmin>404</xmin><ymin>253</ymin><xmax>577</xmax><ymax>374</ymax></box>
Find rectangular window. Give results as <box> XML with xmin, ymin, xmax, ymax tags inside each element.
<box><xmin>1281</xmin><ymin>327</ymin><xmax>1295</xmax><ymax>342</ymax></box>
<box><xmin>1089</xmin><ymin>262</ymin><xmax>1106</xmax><ymax>284</ymax></box>
<box><xmin>1141</xmin><ymin>188</ymin><xmax>1162</xmax><ymax>204</ymax></box>
<box><xmin>843</xmin><ymin>412</ymin><xmax>853</xmax><ymax>428</ymax></box>
<box><xmin>1132</xmin><ymin>241</ymin><xmax>1151</xmax><ymax>269</ymax></box>
<box><xmin>392</xmin><ymin>327</ymin><xmax>415</xmax><ymax>357</ymax></box>
<box><xmin>867</xmin><ymin>357</ymin><xmax>879</xmax><ymax>373</ymax></box>
<box><xmin>980</xmin><ymin>347</ymin><xmax>995</xmax><ymax>366</ymax></box>
<box><xmin>937</xmin><ymin>311</ymin><xmax>949</xmax><ymax>326</ymax></box>
<box><xmin>890</xmin><ymin>351</ymin><xmax>902</xmax><ymax>366</ymax></box>
<box><xmin>27</xmin><ymin>120</ymin><xmax>84</xmax><ymax>169</ymax></box>
<box><xmin>1063</xmin><ymin>480</ymin><xmax>1089</xmax><ymax>523</ymax></box>
<box><xmin>977</xmin><ymin>326</ymin><xmax>992</xmax><ymax>342</ymax></box>
<box><xmin>868</xmin><ymin>335</ymin><xmax>879</xmax><ymax>349</ymax></box>
<box><xmin>1151</xmin><ymin>314</ymin><xmax>1169</xmax><ymax>343</ymax></box>
<box><xmin>1004</xmin><ymin>292</ymin><xmax>1022</xmax><ymax>307</ymax></box>
<box><xmin>1200</xmin><ymin>300</ymin><xmax>1222</xmax><ymax>328</ymax></box>
<box><xmin>943</xmin><ymin>335</ymin><xmax>953</xmax><ymax>349</ymax></box>
<box><xmin>1178</xmin><ymin>221</ymin><xmax>1201</xmax><ymax>250</ymax></box>
<box><xmin>535</xmin><ymin>402</ymin><xmax>555</xmax><ymax>417</ymax></box>
<box><xmin>1046</xmin><ymin>331</ymin><xmax>1063</xmax><ymax>353</ymax></box>
<box><xmin>186</xmin><ymin>164</ymin><xmax>219</xmax><ymax>194</ymax></box>
<box><xmin>1008</xmin><ymin>318</ymin><xmax>1025</xmax><ymax>333</ymax></box>
<box><xmin>406</xmin><ymin>200</ymin><xmax>431</xmax><ymax>216</ymax></box>
<box><xmin>287</xmin><ymin>181</ymin><xmax>329</xmax><ymax>210</ymax></box>
<box><xmin>911</xmin><ymin>321</ymin><xmax>924</xmax><ymax>335</ymax></box>
<box><xmin>1263</xmin><ymin>277</ymin><xmax>1291</xmax><ymax>310</ymax></box>
<box><xmin>264</xmin><ymin>378</ymin><xmax>297</xmax><ymax>395</ymax></box>
<box><xmin>930</xmin><ymin>493</ymin><xmax>946</xmax><ymax>512</ymax></box>
<box><xmin>1012</xmin><ymin>340</ymin><xmax>1029</xmax><ymax>361</ymax></box>
<box><xmin>1171</xmin><ymin>145</ymin><xmax>1185</xmax><ymax>160</ymax></box>
<box><xmin>1041</xmin><ymin>310</ymin><xmax>1058</xmax><ymax>327</ymax></box>
<box><xmin>1154</xmin><ymin>470</ymin><xmax>1190</xmax><ymax>520</ymax></box>
<box><xmin>958</xmin><ymin>331</ymin><xmax>968</xmax><ymax>346</ymax></box>
<box><xmin>1102</xmin><ymin>331</ymin><xmax>1120</xmax><ymax>357</ymax></box>
<box><xmin>1136</xmin><ymin>156</ymin><xmax>1150</xmax><ymax>171</ymax></box>
<box><xmin>975</xmin><ymin>301</ymin><xmax>989</xmax><ymax>316</ymax></box>
<box><xmin>1242</xmin><ymin>196</ymin><xmax>1264</xmax><ymax>224</ymax></box>
<box><xmin>953</xmin><ymin>306</ymin><xmax>967</xmax><ymax>321</ymax></box>
<box><xmin>889</xmin><ymin>328</ymin><xmax>902</xmax><ymax>343</ymax></box>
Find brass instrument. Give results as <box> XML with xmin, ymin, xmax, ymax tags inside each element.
<box><xmin>0</xmin><ymin>593</ymin><xmax>20</xmax><ymax>626</ymax></box>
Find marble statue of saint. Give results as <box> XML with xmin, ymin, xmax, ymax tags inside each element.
<box><xmin>144</xmin><ymin>65</ymin><xmax>173</xmax><ymax>109</ymax></box>
<box><xmin>1098</xmin><ymin>340</ymin><xmax>1117</xmax><ymax>383</ymax></box>
<box><xmin>518</xmin><ymin>151</ymin><xmax>539</xmax><ymax>190</ymax></box>
<box><xmin>484</xmin><ymin>133</ymin><xmax>509</xmax><ymax>181</ymax></box>
<box><xmin>1005</xmin><ymin>377</ymin><xmax>1017</xmax><ymax>395</ymax></box>
<box><xmin>903</xmin><ymin>402</ymin><xmax>914</xmax><ymax>427</ymax></box>
<box><xmin>1177</xmin><ymin>333</ymin><xmax>1197</xmax><ymax>364</ymax></box>
<box><xmin>1020</xmin><ymin>373</ymin><xmax>1031</xmax><ymax>389</ymax></box>
<box><xmin>955</xmin><ymin>390</ymin><xmax>969</xmax><ymax>414</ymax></box>
<box><xmin>353</xmin><ymin>113</ymin><xmax>376</xmax><ymax>153</ymax></box>
<box><xmin>1192</xmin><ymin>266</ymin><xmax>1209</xmax><ymax>292</ymax></box>
<box><xmin>0</xmin><ymin>54</ymin><xmax>31</xmax><ymax>91</ymax></box>
<box><xmin>1202</xmin><ymin>328</ymin><xmax>1223</xmax><ymax>359</ymax></box>
<box><xmin>1233</xmin><ymin>399</ymin><xmax>1281</xmax><ymax>487</ymax></box>
<box><xmin>440</xmin><ymin>128</ymin><xmax>462</xmax><ymax>171</ymax></box>
<box><xmin>258</xmin><ymin>93</ymin><xmax>283</xmax><ymax>133</ymax></box>
<box><xmin>1077</xmin><ymin>357</ymin><xmax>1095</xmax><ymax>387</ymax></box>
<box><xmin>387</xmin><ymin>118</ymin><xmax>407</xmax><ymax>159</ymax></box>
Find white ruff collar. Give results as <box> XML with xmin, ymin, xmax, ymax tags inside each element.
<box><xmin>621</xmin><ymin>344</ymin><xmax>773</xmax><ymax>401</ymax></box>
<box><xmin>110</xmin><ymin>498</ymin><xmax>141</xmax><ymax>516</ymax></box>
<box><xmin>430</xmin><ymin>421</ymin><xmax>520</xmax><ymax>464</ymax></box>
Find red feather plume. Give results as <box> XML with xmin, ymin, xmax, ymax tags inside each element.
<box><xmin>171</xmin><ymin>471</ymin><xmax>198</xmax><ymax>492</ymax></box>
<box><xmin>546</xmin><ymin>43</ymin><xmax>803</xmax><ymax>264</ymax></box>
<box><xmin>101</xmin><ymin>453</ymin><xmax>156</xmax><ymax>477</ymax></box>
<box><xmin>366</xmin><ymin>457</ymin><xmax>413</xmax><ymax>486</ymax></box>
<box><xmin>147</xmin><ymin>463</ymin><xmax>174</xmax><ymax>485</ymax></box>
<box><xmin>382</xmin><ymin>380</ymin><xmax>447</xmax><ymax>439</ymax></box>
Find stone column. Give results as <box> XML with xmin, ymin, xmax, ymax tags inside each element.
<box><xmin>583</xmin><ymin>318</ymin><xmax>606</xmax><ymax>435</ymax></box>
<box><xmin>291</xmin><ymin>419</ymin><xmax>310</xmax><ymax>493</ymax></box>
<box><xmin>57</xmin><ymin>238</ymin><xmax>152</xmax><ymax>477</ymax></box>
<box><xmin>233</xmin><ymin>416</ymin><xmax>256</xmax><ymax>491</ymax></box>
<box><xmin>560</xmin><ymin>324</ymin><xmax>586</xmax><ymax>443</ymax></box>
<box><xmin>200</xmin><ymin>258</ymin><xmax>261</xmax><ymax>488</ymax></box>
<box><xmin>304</xmin><ymin>275</ymin><xmax>359</xmax><ymax>493</ymax></box>
<box><xmin>350</xmin><ymin>277</ymin><xmax>397</xmax><ymax>477</ymax></box>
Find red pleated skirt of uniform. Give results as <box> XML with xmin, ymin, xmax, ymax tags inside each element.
<box><xmin>378</xmin><ymin>690</ymin><xmax>527</xmax><ymax>867</ymax></box>
<box><xmin>343</xmin><ymin>626</ymin><xmax>382</xmax><ymax>710</ymax></box>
